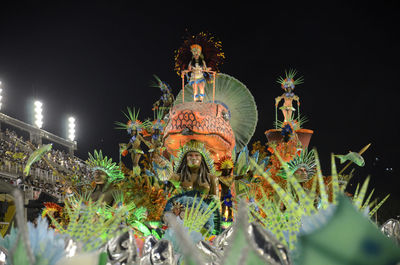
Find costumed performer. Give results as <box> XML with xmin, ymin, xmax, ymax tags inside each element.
<box><xmin>86</xmin><ymin>150</ymin><xmax>125</xmax><ymax>206</ymax></box>
<box><xmin>275</xmin><ymin>69</ymin><xmax>303</xmax><ymax>122</ymax></box>
<box><xmin>175</xmin><ymin>32</ymin><xmax>225</xmax><ymax>103</ymax></box>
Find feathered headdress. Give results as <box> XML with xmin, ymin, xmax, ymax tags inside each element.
<box><xmin>174</xmin><ymin>32</ymin><xmax>225</xmax><ymax>75</ymax></box>
<box><xmin>41</xmin><ymin>202</ymin><xmax>63</xmax><ymax>219</ymax></box>
<box><xmin>173</xmin><ymin>140</ymin><xmax>215</xmax><ymax>174</ymax></box>
<box><xmin>277</xmin><ymin>69</ymin><xmax>304</xmax><ymax>92</ymax></box>
<box><xmin>86</xmin><ymin>150</ymin><xmax>125</xmax><ymax>183</ymax></box>
<box><xmin>151</xmin><ymin>74</ymin><xmax>172</xmax><ymax>94</ymax></box>
<box><xmin>278</xmin><ymin>148</ymin><xmax>316</xmax><ymax>181</ymax></box>
<box><xmin>215</xmin><ymin>156</ymin><xmax>234</xmax><ymax>171</ymax></box>
<box><xmin>152</xmin><ymin>108</ymin><xmax>166</xmax><ymax>132</ymax></box>
<box><xmin>115</xmin><ymin>107</ymin><xmax>143</xmax><ymax>134</ymax></box>
<box><xmin>141</xmin><ymin>109</ymin><xmax>166</xmax><ymax>137</ymax></box>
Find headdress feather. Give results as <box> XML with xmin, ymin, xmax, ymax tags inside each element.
<box><xmin>115</xmin><ymin>107</ymin><xmax>143</xmax><ymax>133</ymax></box>
<box><xmin>174</xmin><ymin>32</ymin><xmax>225</xmax><ymax>75</ymax></box>
<box><xmin>86</xmin><ymin>150</ymin><xmax>125</xmax><ymax>183</ymax></box>
<box><xmin>173</xmin><ymin>140</ymin><xmax>215</xmax><ymax>174</ymax></box>
<box><xmin>276</xmin><ymin>69</ymin><xmax>304</xmax><ymax>91</ymax></box>
<box><xmin>278</xmin><ymin>148</ymin><xmax>316</xmax><ymax>181</ymax></box>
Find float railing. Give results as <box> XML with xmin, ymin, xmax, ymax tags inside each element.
<box><xmin>181</xmin><ymin>70</ymin><xmax>216</xmax><ymax>103</ymax></box>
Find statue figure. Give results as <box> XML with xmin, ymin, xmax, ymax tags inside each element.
<box><xmin>86</xmin><ymin>150</ymin><xmax>125</xmax><ymax>205</ymax></box>
<box><xmin>174</xmin><ymin>32</ymin><xmax>225</xmax><ymax>103</ymax></box>
<box><xmin>170</xmin><ymin>140</ymin><xmax>219</xmax><ymax>198</ymax></box>
<box><xmin>275</xmin><ymin>69</ymin><xmax>304</xmax><ymax>122</ymax></box>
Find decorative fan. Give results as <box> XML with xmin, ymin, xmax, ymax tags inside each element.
<box><xmin>175</xmin><ymin>73</ymin><xmax>258</xmax><ymax>151</ymax></box>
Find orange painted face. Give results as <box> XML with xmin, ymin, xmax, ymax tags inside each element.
<box><xmin>163</xmin><ymin>102</ymin><xmax>235</xmax><ymax>161</ymax></box>
<box><xmin>191</xmin><ymin>44</ymin><xmax>202</xmax><ymax>59</ymax></box>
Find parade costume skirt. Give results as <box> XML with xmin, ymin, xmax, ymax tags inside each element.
<box><xmin>189</xmin><ymin>78</ymin><xmax>206</xmax><ymax>86</ymax></box>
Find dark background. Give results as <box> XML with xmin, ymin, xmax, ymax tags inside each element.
<box><xmin>0</xmin><ymin>1</ymin><xmax>399</xmax><ymax>222</ymax></box>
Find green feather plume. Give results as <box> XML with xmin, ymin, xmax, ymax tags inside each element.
<box><xmin>86</xmin><ymin>150</ymin><xmax>124</xmax><ymax>183</ymax></box>
<box><xmin>48</xmin><ymin>198</ymin><xmax>127</xmax><ymax>251</ymax></box>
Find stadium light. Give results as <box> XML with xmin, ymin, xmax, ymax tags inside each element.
<box><xmin>34</xmin><ymin>100</ymin><xmax>43</xmax><ymax>128</ymax></box>
<box><xmin>0</xmin><ymin>81</ymin><xmax>3</xmax><ymax>110</ymax></box>
<box><xmin>68</xmin><ymin>116</ymin><xmax>76</xmax><ymax>141</ymax></box>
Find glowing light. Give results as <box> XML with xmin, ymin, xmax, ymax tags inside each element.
<box><xmin>68</xmin><ymin>116</ymin><xmax>76</xmax><ymax>141</ymax></box>
<box><xmin>0</xmin><ymin>250</ymin><xmax>6</xmax><ymax>263</ymax></box>
<box><xmin>34</xmin><ymin>100</ymin><xmax>43</xmax><ymax>128</ymax></box>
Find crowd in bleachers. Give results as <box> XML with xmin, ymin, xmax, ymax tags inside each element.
<box><xmin>0</xmin><ymin>128</ymin><xmax>92</xmax><ymax>201</ymax></box>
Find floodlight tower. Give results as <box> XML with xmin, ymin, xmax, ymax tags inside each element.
<box><xmin>68</xmin><ymin>117</ymin><xmax>76</xmax><ymax>142</ymax></box>
<box><xmin>30</xmin><ymin>100</ymin><xmax>44</xmax><ymax>145</ymax></box>
<box><xmin>34</xmin><ymin>101</ymin><xmax>43</xmax><ymax>128</ymax></box>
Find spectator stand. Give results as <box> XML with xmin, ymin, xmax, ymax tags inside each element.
<box><xmin>0</xmin><ymin>114</ymin><xmax>91</xmax><ymax>223</ymax></box>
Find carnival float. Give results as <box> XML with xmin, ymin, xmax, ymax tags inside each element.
<box><xmin>1</xmin><ymin>32</ymin><xmax>400</xmax><ymax>265</ymax></box>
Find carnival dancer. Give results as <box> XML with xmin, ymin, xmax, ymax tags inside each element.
<box><xmin>175</xmin><ymin>32</ymin><xmax>225</xmax><ymax>103</ymax></box>
<box><xmin>151</xmin><ymin>75</ymin><xmax>175</xmax><ymax>116</ymax></box>
<box><xmin>216</xmin><ymin>156</ymin><xmax>235</xmax><ymax>221</ymax></box>
<box><xmin>143</xmin><ymin>108</ymin><xmax>166</xmax><ymax>165</ymax></box>
<box><xmin>115</xmin><ymin>107</ymin><xmax>145</xmax><ymax>176</ymax></box>
<box><xmin>86</xmin><ymin>150</ymin><xmax>125</xmax><ymax>206</ymax></box>
<box><xmin>275</xmin><ymin>69</ymin><xmax>304</xmax><ymax>122</ymax></box>
<box><xmin>181</xmin><ymin>44</ymin><xmax>210</xmax><ymax>102</ymax></box>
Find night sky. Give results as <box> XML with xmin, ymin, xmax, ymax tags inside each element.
<box><xmin>1</xmin><ymin>1</ymin><xmax>399</xmax><ymax>221</ymax></box>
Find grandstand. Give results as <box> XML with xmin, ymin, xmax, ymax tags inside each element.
<box><xmin>0</xmin><ymin>112</ymin><xmax>91</xmax><ymax>230</ymax></box>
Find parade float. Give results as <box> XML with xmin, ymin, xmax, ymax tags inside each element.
<box><xmin>1</xmin><ymin>32</ymin><xmax>400</xmax><ymax>265</ymax></box>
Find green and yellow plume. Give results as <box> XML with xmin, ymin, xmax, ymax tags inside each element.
<box><xmin>174</xmin><ymin>140</ymin><xmax>215</xmax><ymax>174</ymax></box>
<box><xmin>86</xmin><ymin>150</ymin><xmax>125</xmax><ymax>183</ymax></box>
